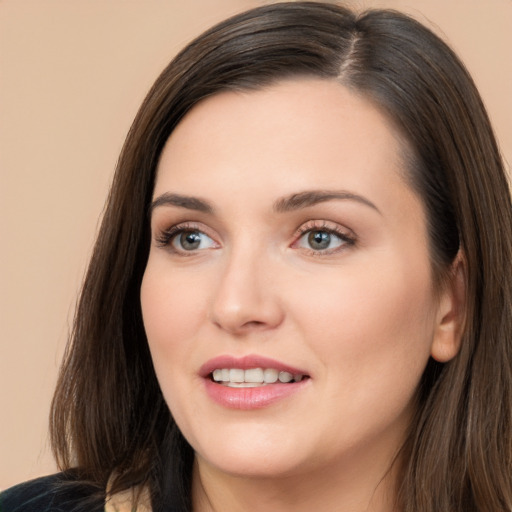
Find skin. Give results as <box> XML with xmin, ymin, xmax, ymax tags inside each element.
<box><xmin>140</xmin><ymin>79</ymin><xmax>462</xmax><ymax>512</ymax></box>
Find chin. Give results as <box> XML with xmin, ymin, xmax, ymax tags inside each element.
<box><xmin>200</xmin><ymin>453</ymin><xmax>305</xmax><ymax>480</ymax></box>
<box><xmin>191</xmin><ymin>428</ymin><xmax>310</xmax><ymax>479</ymax></box>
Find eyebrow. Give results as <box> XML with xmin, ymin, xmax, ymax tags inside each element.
<box><xmin>273</xmin><ymin>190</ymin><xmax>381</xmax><ymax>214</ymax></box>
<box><xmin>149</xmin><ymin>189</ymin><xmax>380</xmax><ymax>216</ymax></box>
<box><xmin>149</xmin><ymin>192</ymin><xmax>214</xmax><ymax>214</ymax></box>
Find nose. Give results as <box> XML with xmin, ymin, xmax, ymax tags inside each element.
<box><xmin>210</xmin><ymin>246</ymin><xmax>284</xmax><ymax>335</ymax></box>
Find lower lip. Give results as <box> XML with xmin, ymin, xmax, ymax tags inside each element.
<box><xmin>204</xmin><ymin>378</ymin><xmax>309</xmax><ymax>410</ymax></box>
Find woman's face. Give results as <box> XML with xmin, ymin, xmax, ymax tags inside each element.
<box><xmin>141</xmin><ymin>79</ymin><xmax>458</xmax><ymax>480</ymax></box>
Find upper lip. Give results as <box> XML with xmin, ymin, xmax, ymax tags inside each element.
<box><xmin>199</xmin><ymin>354</ymin><xmax>309</xmax><ymax>378</ymax></box>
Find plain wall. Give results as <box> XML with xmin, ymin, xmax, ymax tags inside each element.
<box><xmin>1</xmin><ymin>0</ymin><xmax>511</xmax><ymax>490</ymax></box>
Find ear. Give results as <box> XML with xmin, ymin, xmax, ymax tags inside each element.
<box><xmin>430</xmin><ymin>251</ymin><xmax>467</xmax><ymax>363</ymax></box>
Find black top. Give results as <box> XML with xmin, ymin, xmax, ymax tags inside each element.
<box><xmin>0</xmin><ymin>472</ymin><xmax>105</xmax><ymax>512</ymax></box>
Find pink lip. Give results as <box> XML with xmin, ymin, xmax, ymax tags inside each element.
<box><xmin>200</xmin><ymin>354</ymin><xmax>310</xmax><ymax>410</ymax></box>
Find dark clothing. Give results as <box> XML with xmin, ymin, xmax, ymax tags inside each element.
<box><xmin>0</xmin><ymin>472</ymin><xmax>105</xmax><ymax>512</ymax></box>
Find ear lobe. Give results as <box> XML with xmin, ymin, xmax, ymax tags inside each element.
<box><xmin>430</xmin><ymin>251</ymin><xmax>467</xmax><ymax>363</ymax></box>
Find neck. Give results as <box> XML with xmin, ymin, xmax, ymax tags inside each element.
<box><xmin>191</xmin><ymin>446</ymin><xmax>402</xmax><ymax>512</ymax></box>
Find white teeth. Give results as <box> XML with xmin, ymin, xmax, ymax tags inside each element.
<box><xmin>229</xmin><ymin>368</ymin><xmax>245</xmax><ymax>383</ymax></box>
<box><xmin>263</xmin><ymin>368</ymin><xmax>278</xmax><ymax>383</ymax></box>
<box><xmin>211</xmin><ymin>367</ymin><xmax>305</xmax><ymax>385</ymax></box>
<box><xmin>278</xmin><ymin>371</ymin><xmax>293</xmax><ymax>383</ymax></box>
<box><xmin>225</xmin><ymin>382</ymin><xmax>261</xmax><ymax>388</ymax></box>
<box><xmin>245</xmin><ymin>368</ymin><xmax>264</xmax><ymax>383</ymax></box>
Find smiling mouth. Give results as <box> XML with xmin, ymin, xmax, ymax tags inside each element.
<box><xmin>211</xmin><ymin>368</ymin><xmax>309</xmax><ymax>387</ymax></box>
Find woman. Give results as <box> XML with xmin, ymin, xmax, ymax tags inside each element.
<box><xmin>2</xmin><ymin>2</ymin><xmax>511</xmax><ymax>511</ymax></box>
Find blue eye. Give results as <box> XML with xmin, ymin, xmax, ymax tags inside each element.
<box><xmin>171</xmin><ymin>230</ymin><xmax>216</xmax><ymax>251</ymax></box>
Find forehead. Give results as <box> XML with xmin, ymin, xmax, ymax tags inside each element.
<box><xmin>154</xmin><ymin>78</ymin><xmax>409</xmax><ymax>206</ymax></box>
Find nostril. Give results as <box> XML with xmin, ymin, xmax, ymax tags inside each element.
<box><xmin>242</xmin><ymin>320</ymin><xmax>266</xmax><ymax>328</ymax></box>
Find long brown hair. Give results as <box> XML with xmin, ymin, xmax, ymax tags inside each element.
<box><xmin>50</xmin><ymin>2</ymin><xmax>512</xmax><ymax>511</ymax></box>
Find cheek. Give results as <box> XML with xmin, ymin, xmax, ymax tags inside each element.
<box><xmin>140</xmin><ymin>261</ymin><xmax>209</xmax><ymax>433</ymax></box>
<box><xmin>141</xmin><ymin>259</ymin><xmax>206</xmax><ymax>346</ymax></box>
<box><xmin>140</xmin><ymin>258</ymin><xmax>211</xmax><ymax>410</ymax></box>
<box><xmin>295</xmin><ymin>263</ymin><xmax>435</xmax><ymax>444</ymax></box>
<box><xmin>289</xmin><ymin>256</ymin><xmax>436</xmax><ymax>384</ymax></box>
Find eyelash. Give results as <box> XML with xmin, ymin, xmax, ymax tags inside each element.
<box><xmin>155</xmin><ymin>222</ymin><xmax>209</xmax><ymax>250</ymax></box>
<box><xmin>293</xmin><ymin>220</ymin><xmax>356</xmax><ymax>255</ymax></box>
<box><xmin>154</xmin><ymin>220</ymin><xmax>356</xmax><ymax>255</ymax></box>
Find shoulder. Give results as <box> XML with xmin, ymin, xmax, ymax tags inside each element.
<box><xmin>0</xmin><ymin>471</ymin><xmax>105</xmax><ymax>512</ymax></box>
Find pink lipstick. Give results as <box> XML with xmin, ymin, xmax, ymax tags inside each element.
<box><xmin>200</xmin><ymin>354</ymin><xmax>310</xmax><ymax>410</ymax></box>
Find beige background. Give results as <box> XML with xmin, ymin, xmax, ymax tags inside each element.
<box><xmin>1</xmin><ymin>0</ymin><xmax>511</xmax><ymax>490</ymax></box>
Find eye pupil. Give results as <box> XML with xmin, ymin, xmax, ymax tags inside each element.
<box><xmin>308</xmin><ymin>231</ymin><xmax>331</xmax><ymax>250</ymax></box>
<box><xmin>180</xmin><ymin>231</ymin><xmax>202</xmax><ymax>250</ymax></box>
